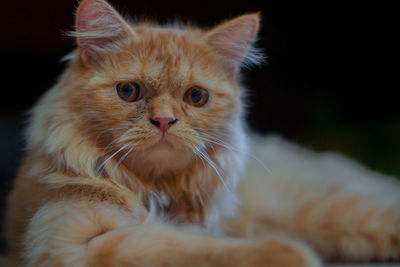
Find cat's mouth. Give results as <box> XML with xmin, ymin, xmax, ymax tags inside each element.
<box><xmin>156</xmin><ymin>129</ymin><xmax>189</xmax><ymax>146</ymax></box>
<box><xmin>158</xmin><ymin>134</ymin><xmax>171</xmax><ymax>143</ymax></box>
<box><xmin>127</xmin><ymin>134</ymin><xmax>195</xmax><ymax>173</ymax></box>
<box><xmin>143</xmin><ymin>132</ymin><xmax>181</xmax><ymax>150</ymax></box>
<box><xmin>154</xmin><ymin>138</ymin><xmax>174</xmax><ymax>148</ymax></box>
<box><xmin>128</xmin><ymin>130</ymin><xmax>195</xmax><ymax>155</ymax></box>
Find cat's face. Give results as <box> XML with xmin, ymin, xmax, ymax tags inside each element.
<box><xmin>62</xmin><ymin>0</ymin><xmax>260</xmax><ymax>173</ymax></box>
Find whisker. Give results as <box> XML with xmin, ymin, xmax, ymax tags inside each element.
<box><xmin>111</xmin><ymin>145</ymin><xmax>134</xmax><ymax>176</ymax></box>
<box><xmin>193</xmin><ymin>146</ymin><xmax>233</xmax><ymax>194</ymax></box>
<box><xmin>97</xmin><ymin>143</ymin><xmax>130</xmax><ymax>173</ymax></box>
<box><xmin>196</xmin><ymin>131</ymin><xmax>272</xmax><ymax>175</ymax></box>
<box><xmin>191</xmin><ymin>146</ymin><xmax>206</xmax><ymax>169</ymax></box>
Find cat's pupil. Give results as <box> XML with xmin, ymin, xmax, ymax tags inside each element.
<box><xmin>190</xmin><ymin>89</ymin><xmax>203</xmax><ymax>103</ymax></box>
<box><xmin>121</xmin><ymin>84</ymin><xmax>134</xmax><ymax>98</ymax></box>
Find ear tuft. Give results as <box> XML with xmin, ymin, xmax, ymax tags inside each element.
<box><xmin>204</xmin><ymin>13</ymin><xmax>263</xmax><ymax>74</ymax></box>
<box><xmin>71</xmin><ymin>0</ymin><xmax>135</xmax><ymax>65</ymax></box>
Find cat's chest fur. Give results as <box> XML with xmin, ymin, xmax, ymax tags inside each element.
<box><xmin>123</xmin><ymin>143</ymin><xmax>246</xmax><ymax>234</ymax></box>
<box><xmin>129</xmin><ymin>157</ymin><xmax>231</xmax><ymax>223</ymax></box>
<box><xmin>140</xmin><ymin>180</ymin><xmax>240</xmax><ymax>236</ymax></box>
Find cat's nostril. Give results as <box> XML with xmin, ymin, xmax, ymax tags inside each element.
<box><xmin>150</xmin><ymin>119</ymin><xmax>160</xmax><ymax>127</ymax></box>
<box><xmin>169</xmin><ymin>118</ymin><xmax>178</xmax><ymax>125</ymax></box>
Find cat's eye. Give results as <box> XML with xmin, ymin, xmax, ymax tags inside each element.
<box><xmin>116</xmin><ymin>82</ymin><xmax>141</xmax><ymax>102</ymax></box>
<box><xmin>184</xmin><ymin>87</ymin><xmax>209</xmax><ymax>107</ymax></box>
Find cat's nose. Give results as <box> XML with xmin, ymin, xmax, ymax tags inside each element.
<box><xmin>150</xmin><ymin>117</ymin><xmax>178</xmax><ymax>135</ymax></box>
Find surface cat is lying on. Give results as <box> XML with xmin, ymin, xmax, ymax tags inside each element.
<box><xmin>2</xmin><ymin>0</ymin><xmax>400</xmax><ymax>266</ymax></box>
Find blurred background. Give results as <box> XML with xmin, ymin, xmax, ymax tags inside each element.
<box><xmin>0</xmin><ymin>0</ymin><xmax>398</xmax><ymax>250</ymax></box>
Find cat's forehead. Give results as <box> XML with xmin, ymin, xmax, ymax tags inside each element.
<box><xmin>132</xmin><ymin>24</ymin><xmax>203</xmax><ymax>57</ymax></box>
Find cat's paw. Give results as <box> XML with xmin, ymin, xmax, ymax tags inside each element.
<box><xmin>244</xmin><ymin>238</ymin><xmax>321</xmax><ymax>267</ymax></box>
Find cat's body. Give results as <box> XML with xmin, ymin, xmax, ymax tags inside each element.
<box><xmin>234</xmin><ymin>136</ymin><xmax>400</xmax><ymax>261</ymax></box>
<box><xmin>2</xmin><ymin>0</ymin><xmax>400</xmax><ymax>266</ymax></box>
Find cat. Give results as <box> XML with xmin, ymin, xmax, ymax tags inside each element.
<box><xmin>2</xmin><ymin>0</ymin><xmax>400</xmax><ymax>266</ymax></box>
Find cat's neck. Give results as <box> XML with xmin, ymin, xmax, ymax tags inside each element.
<box><xmin>108</xmin><ymin>146</ymin><xmax>225</xmax><ymax>223</ymax></box>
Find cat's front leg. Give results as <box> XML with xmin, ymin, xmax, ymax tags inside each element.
<box><xmin>22</xmin><ymin>200</ymin><xmax>321</xmax><ymax>267</ymax></box>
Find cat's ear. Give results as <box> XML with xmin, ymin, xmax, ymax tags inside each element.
<box><xmin>73</xmin><ymin>0</ymin><xmax>136</xmax><ymax>65</ymax></box>
<box><xmin>204</xmin><ymin>13</ymin><xmax>262</xmax><ymax>75</ymax></box>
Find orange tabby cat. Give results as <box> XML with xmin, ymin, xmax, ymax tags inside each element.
<box><xmin>2</xmin><ymin>0</ymin><xmax>399</xmax><ymax>266</ymax></box>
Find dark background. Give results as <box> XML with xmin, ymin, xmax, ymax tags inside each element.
<box><xmin>0</xmin><ymin>0</ymin><xmax>398</xmax><ymax>250</ymax></box>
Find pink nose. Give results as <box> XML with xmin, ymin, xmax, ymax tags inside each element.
<box><xmin>150</xmin><ymin>117</ymin><xmax>178</xmax><ymax>135</ymax></box>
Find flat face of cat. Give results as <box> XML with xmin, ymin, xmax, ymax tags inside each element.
<box><xmin>63</xmin><ymin>0</ymin><xmax>261</xmax><ymax>174</ymax></box>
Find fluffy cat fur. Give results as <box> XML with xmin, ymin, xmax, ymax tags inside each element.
<box><xmin>2</xmin><ymin>0</ymin><xmax>400</xmax><ymax>266</ymax></box>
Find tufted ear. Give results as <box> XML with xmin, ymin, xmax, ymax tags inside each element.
<box><xmin>204</xmin><ymin>13</ymin><xmax>262</xmax><ymax>75</ymax></box>
<box><xmin>73</xmin><ymin>0</ymin><xmax>136</xmax><ymax>65</ymax></box>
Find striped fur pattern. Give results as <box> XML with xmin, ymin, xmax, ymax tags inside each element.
<box><xmin>2</xmin><ymin>0</ymin><xmax>399</xmax><ymax>266</ymax></box>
